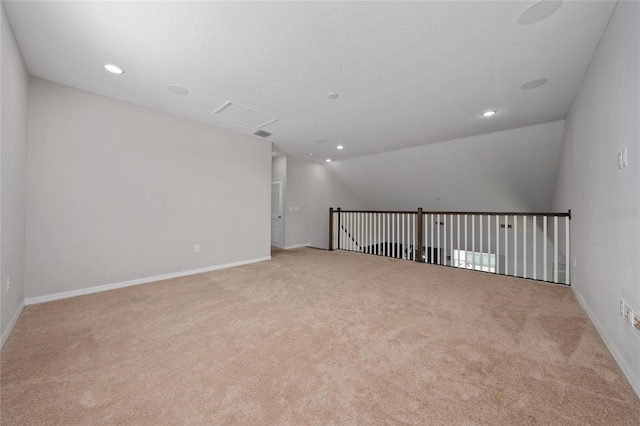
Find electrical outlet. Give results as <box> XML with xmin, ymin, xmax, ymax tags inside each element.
<box><xmin>194</xmin><ymin>244</ymin><xmax>200</xmax><ymax>253</ymax></box>
<box><xmin>6</xmin><ymin>277</ymin><xmax>10</xmax><ymax>293</ymax></box>
<box><xmin>634</xmin><ymin>314</ymin><xmax>640</xmax><ymax>332</ymax></box>
<box><xmin>617</xmin><ymin>149</ymin><xmax>629</xmax><ymax>170</ymax></box>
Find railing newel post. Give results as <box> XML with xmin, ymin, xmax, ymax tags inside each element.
<box><xmin>416</xmin><ymin>208</ymin><xmax>424</xmax><ymax>263</ymax></box>
<box><xmin>329</xmin><ymin>207</ymin><xmax>334</xmax><ymax>251</ymax></box>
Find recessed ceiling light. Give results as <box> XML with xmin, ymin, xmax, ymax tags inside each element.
<box><xmin>337</xmin><ymin>145</ymin><xmax>344</xmax><ymax>150</ymax></box>
<box><xmin>167</xmin><ymin>85</ymin><xmax>189</xmax><ymax>95</ymax></box>
<box><xmin>482</xmin><ymin>110</ymin><xmax>497</xmax><ymax>117</ymax></box>
<box><xmin>326</xmin><ymin>159</ymin><xmax>332</xmax><ymax>163</ymax></box>
<box><xmin>104</xmin><ymin>64</ymin><xmax>124</xmax><ymax>74</ymax></box>
<box><xmin>308</xmin><ymin>153</ymin><xmax>315</xmax><ymax>157</ymax></box>
<box><xmin>518</xmin><ymin>1</ymin><xmax>562</xmax><ymax>25</ymax></box>
<box><xmin>521</xmin><ymin>78</ymin><xmax>549</xmax><ymax>90</ymax></box>
<box><xmin>327</xmin><ymin>92</ymin><xmax>338</xmax><ymax>100</ymax></box>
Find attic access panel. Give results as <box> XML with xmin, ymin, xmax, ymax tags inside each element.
<box><xmin>212</xmin><ymin>101</ymin><xmax>278</xmax><ymax>128</ymax></box>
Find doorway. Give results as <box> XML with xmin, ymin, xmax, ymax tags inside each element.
<box><xmin>271</xmin><ymin>179</ymin><xmax>283</xmax><ymax>248</ymax></box>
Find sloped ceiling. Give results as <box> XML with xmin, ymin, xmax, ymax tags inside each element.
<box><xmin>327</xmin><ymin>121</ymin><xmax>566</xmax><ymax>212</ymax></box>
<box><xmin>4</xmin><ymin>1</ymin><xmax>614</xmax><ymax>162</ymax></box>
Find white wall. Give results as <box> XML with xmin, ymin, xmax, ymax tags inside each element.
<box><xmin>25</xmin><ymin>78</ymin><xmax>271</xmax><ymax>300</ymax></box>
<box><xmin>329</xmin><ymin>121</ymin><xmax>565</xmax><ymax>212</ymax></box>
<box><xmin>552</xmin><ymin>1</ymin><xmax>639</xmax><ymax>397</ymax></box>
<box><xmin>272</xmin><ymin>155</ymin><xmax>286</xmax><ymax>182</ymax></box>
<box><xmin>1</xmin><ymin>3</ymin><xmax>29</xmax><ymax>345</ymax></box>
<box><xmin>272</xmin><ymin>155</ymin><xmax>367</xmax><ymax>250</ymax></box>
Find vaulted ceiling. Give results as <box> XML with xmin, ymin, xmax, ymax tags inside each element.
<box><xmin>328</xmin><ymin>120</ymin><xmax>566</xmax><ymax>212</ymax></box>
<box><xmin>4</xmin><ymin>1</ymin><xmax>615</xmax><ymax>163</ymax></box>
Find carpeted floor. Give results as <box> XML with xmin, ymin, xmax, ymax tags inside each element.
<box><xmin>1</xmin><ymin>248</ymin><xmax>639</xmax><ymax>425</ymax></box>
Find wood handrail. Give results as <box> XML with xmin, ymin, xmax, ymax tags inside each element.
<box><xmin>334</xmin><ymin>210</ymin><xmax>571</xmax><ymax>217</ymax></box>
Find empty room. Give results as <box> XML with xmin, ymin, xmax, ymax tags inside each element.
<box><xmin>1</xmin><ymin>1</ymin><xmax>639</xmax><ymax>424</ymax></box>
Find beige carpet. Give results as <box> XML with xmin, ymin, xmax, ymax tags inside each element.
<box><xmin>1</xmin><ymin>248</ymin><xmax>639</xmax><ymax>425</ymax></box>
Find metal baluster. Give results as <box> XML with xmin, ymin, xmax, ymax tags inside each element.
<box><xmin>344</xmin><ymin>212</ymin><xmax>348</xmax><ymax>251</ymax></box>
<box><xmin>366</xmin><ymin>213</ymin><xmax>370</xmax><ymax>254</ymax></box>
<box><xmin>444</xmin><ymin>215</ymin><xmax>448</xmax><ymax>266</ymax></box>
<box><xmin>402</xmin><ymin>214</ymin><xmax>406</xmax><ymax>259</ymax></box>
<box><xmin>533</xmin><ymin>216</ymin><xmax>537</xmax><ymax>280</ymax></box>
<box><xmin>350</xmin><ymin>213</ymin><xmax>354</xmax><ymax>251</ymax></box>
<box><xmin>471</xmin><ymin>214</ymin><xmax>475</xmax><ymax>270</ymax></box>
<box><xmin>543</xmin><ymin>216</ymin><xmax>548</xmax><ymax>281</ymax></box>
<box><xmin>379</xmin><ymin>213</ymin><xmax>382</xmax><ymax>256</ymax></box>
<box><xmin>488</xmin><ymin>215</ymin><xmax>491</xmax><ymax>272</ymax></box>
<box><xmin>373</xmin><ymin>213</ymin><xmax>380</xmax><ymax>255</ymax></box>
<box><xmin>357</xmin><ymin>212</ymin><xmax>360</xmax><ymax>252</ymax></box>
<box><xmin>377</xmin><ymin>213</ymin><xmax>380</xmax><ymax>255</ymax></box>
<box><xmin>565</xmin><ymin>216</ymin><xmax>570</xmax><ymax>284</ymax></box>
<box><xmin>479</xmin><ymin>215</ymin><xmax>483</xmax><ymax>271</ymax></box>
<box><xmin>392</xmin><ymin>214</ymin><xmax>396</xmax><ymax>258</ymax></box>
<box><xmin>411</xmin><ymin>213</ymin><xmax>415</xmax><ymax>260</ymax></box>
<box><xmin>361</xmin><ymin>212</ymin><xmax>365</xmax><ymax>252</ymax></box>
<box><xmin>457</xmin><ymin>215</ymin><xmax>461</xmax><ymax>268</ymax></box>
<box><xmin>388</xmin><ymin>213</ymin><xmax>392</xmax><ymax>257</ymax></box>
<box><xmin>464</xmin><ymin>214</ymin><xmax>468</xmax><ymax>268</ymax></box>
<box><xmin>370</xmin><ymin>212</ymin><xmax>373</xmax><ymax>254</ymax></box>
<box><xmin>430</xmin><ymin>214</ymin><xmax>434</xmax><ymax>264</ymax></box>
<box><xmin>396</xmin><ymin>214</ymin><xmax>400</xmax><ymax>259</ymax></box>
<box><xmin>345</xmin><ymin>212</ymin><xmax>349</xmax><ymax>251</ymax></box>
<box><xmin>437</xmin><ymin>214</ymin><xmax>441</xmax><ymax>264</ymax></box>
<box><xmin>495</xmin><ymin>215</ymin><xmax>500</xmax><ymax>274</ymax></box>
<box><xmin>359</xmin><ymin>212</ymin><xmax>363</xmax><ymax>253</ymax></box>
<box><xmin>384</xmin><ymin>213</ymin><xmax>388</xmax><ymax>256</ymax></box>
<box><xmin>523</xmin><ymin>216</ymin><xmax>527</xmax><ymax>278</ymax></box>
<box><xmin>450</xmin><ymin>214</ymin><xmax>454</xmax><ymax>267</ymax></box>
<box><xmin>389</xmin><ymin>213</ymin><xmax>396</xmax><ymax>257</ymax></box>
<box><xmin>554</xmin><ymin>216</ymin><xmax>559</xmax><ymax>283</ymax></box>
<box><xmin>504</xmin><ymin>215</ymin><xmax>508</xmax><ymax>276</ymax></box>
<box><xmin>352</xmin><ymin>213</ymin><xmax>355</xmax><ymax>252</ymax></box>
<box><xmin>424</xmin><ymin>213</ymin><xmax>428</xmax><ymax>262</ymax></box>
<box><xmin>514</xmin><ymin>215</ymin><xmax>518</xmax><ymax>277</ymax></box>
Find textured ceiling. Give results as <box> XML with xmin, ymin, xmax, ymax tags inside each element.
<box><xmin>4</xmin><ymin>1</ymin><xmax>615</xmax><ymax>162</ymax></box>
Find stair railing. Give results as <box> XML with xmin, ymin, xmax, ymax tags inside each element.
<box><xmin>329</xmin><ymin>207</ymin><xmax>571</xmax><ymax>285</ymax></box>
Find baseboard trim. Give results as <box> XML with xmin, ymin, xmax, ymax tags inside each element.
<box><xmin>283</xmin><ymin>243</ymin><xmax>311</xmax><ymax>250</ymax></box>
<box><xmin>24</xmin><ymin>256</ymin><xmax>271</xmax><ymax>306</ymax></box>
<box><xmin>1</xmin><ymin>300</ymin><xmax>25</xmax><ymax>348</ymax></box>
<box><xmin>572</xmin><ymin>285</ymin><xmax>640</xmax><ymax>399</ymax></box>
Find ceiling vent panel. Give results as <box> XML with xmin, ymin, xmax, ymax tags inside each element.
<box><xmin>212</xmin><ymin>101</ymin><xmax>278</xmax><ymax>128</ymax></box>
<box><xmin>253</xmin><ymin>130</ymin><xmax>272</xmax><ymax>138</ymax></box>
